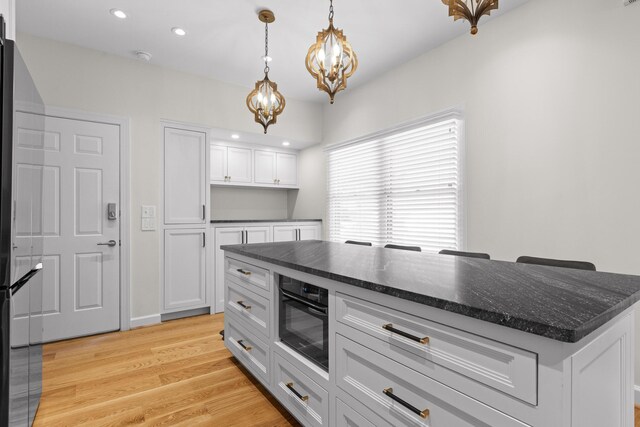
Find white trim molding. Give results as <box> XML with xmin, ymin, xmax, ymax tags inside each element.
<box><xmin>635</xmin><ymin>385</ymin><xmax>640</xmax><ymax>405</ymax></box>
<box><xmin>130</xmin><ymin>314</ymin><xmax>162</xmax><ymax>329</ymax></box>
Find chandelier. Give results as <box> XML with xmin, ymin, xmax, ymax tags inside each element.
<box><xmin>246</xmin><ymin>10</ymin><xmax>285</xmax><ymax>134</ymax></box>
<box><xmin>305</xmin><ymin>0</ymin><xmax>358</xmax><ymax>104</ymax></box>
<box><xmin>442</xmin><ymin>0</ymin><xmax>499</xmax><ymax>35</ymax></box>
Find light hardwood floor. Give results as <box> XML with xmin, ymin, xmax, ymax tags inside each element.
<box><xmin>34</xmin><ymin>314</ymin><xmax>299</xmax><ymax>426</ymax></box>
<box><xmin>34</xmin><ymin>313</ymin><xmax>640</xmax><ymax>426</ymax></box>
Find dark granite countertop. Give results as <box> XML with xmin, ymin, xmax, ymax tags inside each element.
<box><xmin>211</xmin><ymin>219</ymin><xmax>322</xmax><ymax>224</ymax></box>
<box><xmin>221</xmin><ymin>240</ymin><xmax>640</xmax><ymax>343</ymax></box>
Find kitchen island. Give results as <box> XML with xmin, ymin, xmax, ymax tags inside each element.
<box><xmin>221</xmin><ymin>240</ymin><xmax>640</xmax><ymax>427</ymax></box>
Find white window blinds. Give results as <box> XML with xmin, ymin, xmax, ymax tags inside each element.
<box><xmin>327</xmin><ymin>114</ymin><xmax>463</xmax><ymax>253</ymax></box>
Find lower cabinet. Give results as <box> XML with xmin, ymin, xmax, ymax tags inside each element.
<box><xmin>335</xmin><ymin>334</ymin><xmax>529</xmax><ymax>427</ymax></box>
<box><xmin>213</xmin><ymin>222</ymin><xmax>321</xmax><ymax>313</ymax></box>
<box><xmin>163</xmin><ymin>228</ymin><xmax>207</xmax><ymax>312</ymax></box>
<box><xmin>273</xmin><ymin>224</ymin><xmax>322</xmax><ymax>242</ymax></box>
<box><xmin>225</xmin><ymin>313</ymin><xmax>270</xmax><ymax>386</ymax></box>
<box><xmin>214</xmin><ymin>226</ymin><xmax>270</xmax><ymax>312</ymax></box>
<box><xmin>273</xmin><ymin>352</ymin><xmax>329</xmax><ymax>427</ymax></box>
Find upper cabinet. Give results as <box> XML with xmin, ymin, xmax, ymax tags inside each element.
<box><xmin>254</xmin><ymin>150</ymin><xmax>298</xmax><ymax>187</ymax></box>
<box><xmin>210</xmin><ymin>145</ymin><xmax>252</xmax><ymax>184</ymax></box>
<box><xmin>164</xmin><ymin>127</ymin><xmax>207</xmax><ymax>224</ymax></box>
<box><xmin>212</xmin><ymin>142</ymin><xmax>298</xmax><ymax>189</ymax></box>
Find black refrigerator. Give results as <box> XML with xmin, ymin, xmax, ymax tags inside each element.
<box><xmin>0</xmin><ymin>15</ymin><xmax>45</xmax><ymax>427</ymax></box>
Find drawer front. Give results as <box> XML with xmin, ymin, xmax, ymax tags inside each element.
<box><xmin>226</xmin><ymin>257</ymin><xmax>270</xmax><ymax>293</ymax></box>
<box><xmin>226</xmin><ymin>281</ymin><xmax>270</xmax><ymax>339</ymax></box>
<box><xmin>225</xmin><ymin>314</ymin><xmax>270</xmax><ymax>385</ymax></box>
<box><xmin>336</xmin><ymin>334</ymin><xmax>530</xmax><ymax>427</ymax></box>
<box><xmin>336</xmin><ymin>292</ymin><xmax>537</xmax><ymax>405</ymax></box>
<box><xmin>336</xmin><ymin>398</ymin><xmax>377</xmax><ymax>427</ymax></box>
<box><xmin>273</xmin><ymin>352</ymin><xmax>329</xmax><ymax>427</ymax></box>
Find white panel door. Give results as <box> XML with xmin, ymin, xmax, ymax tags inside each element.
<box><xmin>13</xmin><ymin>112</ymin><xmax>120</xmax><ymax>342</ymax></box>
<box><xmin>210</xmin><ymin>145</ymin><xmax>227</xmax><ymax>183</ymax></box>
<box><xmin>164</xmin><ymin>127</ymin><xmax>206</xmax><ymax>224</ymax></box>
<box><xmin>164</xmin><ymin>228</ymin><xmax>206</xmax><ymax>311</ymax></box>
<box><xmin>246</xmin><ymin>226</ymin><xmax>271</xmax><ymax>244</ymax></box>
<box><xmin>273</xmin><ymin>225</ymin><xmax>297</xmax><ymax>242</ymax></box>
<box><xmin>214</xmin><ymin>227</ymin><xmax>243</xmax><ymax>313</ymax></box>
<box><xmin>276</xmin><ymin>153</ymin><xmax>297</xmax><ymax>186</ymax></box>
<box><xmin>227</xmin><ymin>147</ymin><xmax>252</xmax><ymax>183</ymax></box>
<box><xmin>299</xmin><ymin>225</ymin><xmax>321</xmax><ymax>241</ymax></box>
<box><xmin>254</xmin><ymin>150</ymin><xmax>276</xmax><ymax>185</ymax></box>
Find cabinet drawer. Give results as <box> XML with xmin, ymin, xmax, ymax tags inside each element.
<box><xmin>336</xmin><ymin>335</ymin><xmax>530</xmax><ymax>427</ymax></box>
<box><xmin>336</xmin><ymin>292</ymin><xmax>537</xmax><ymax>405</ymax></box>
<box><xmin>225</xmin><ymin>257</ymin><xmax>270</xmax><ymax>293</ymax></box>
<box><xmin>226</xmin><ymin>281</ymin><xmax>270</xmax><ymax>339</ymax></box>
<box><xmin>337</xmin><ymin>398</ymin><xmax>377</xmax><ymax>427</ymax></box>
<box><xmin>225</xmin><ymin>314</ymin><xmax>270</xmax><ymax>385</ymax></box>
<box><xmin>273</xmin><ymin>353</ymin><xmax>329</xmax><ymax>427</ymax></box>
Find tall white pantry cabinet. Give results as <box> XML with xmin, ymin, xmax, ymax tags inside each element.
<box><xmin>162</xmin><ymin>125</ymin><xmax>211</xmax><ymax>314</ymax></box>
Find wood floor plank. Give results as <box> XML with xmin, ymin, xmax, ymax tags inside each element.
<box><xmin>34</xmin><ymin>314</ymin><xmax>299</xmax><ymax>426</ymax></box>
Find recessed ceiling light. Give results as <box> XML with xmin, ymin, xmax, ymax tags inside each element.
<box><xmin>231</xmin><ymin>134</ymin><xmax>240</xmax><ymax>139</ymax></box>
<box><xmin>172</xmin><ymin>27</ymin><xmax>187</xmax><ymax>36</ymax></box>
<box><xmin>110</xmin><ymin>9</ymin><xmax>127</xmax><ymax>19</ymax></box>
<box><xmin>282</xmin><ymin>141</ymin><xmax>290</xmax><ymax>146</ymax></box>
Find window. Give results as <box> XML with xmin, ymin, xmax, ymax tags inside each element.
<box><xmin>327</xmin><ymin>112</ymin><xmax>464</xmax><ymax>253</ymax></box>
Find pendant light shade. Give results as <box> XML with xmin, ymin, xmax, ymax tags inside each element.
<box><xmin>305</xmin><ymin>0</ymin><xmax>357</xmax><ymax>104</ymax></box>
<box><xmin>246</xmin><ymin>10</ymin><xmax>285</xmax><ymax>134</ymax></box>
<box><xmin>441</xmin><ymin>0</ymin><xmax>499</xmax><ymax>35</ymax></box>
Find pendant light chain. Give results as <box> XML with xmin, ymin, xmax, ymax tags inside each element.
<box><xmin>264</xmin><ymin>21</ymin><xmax>270</xmax><ymax>75</ymax></box>
<box><xmin>328</xmin><ymin>0</ymin><xmax>334</xmax><ymax>22</ymax></box>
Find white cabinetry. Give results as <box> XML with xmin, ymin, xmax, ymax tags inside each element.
<box><xmin>273</xmin><ymin>224</ymin><xmax>321</xmax><ymax>242</ymax></box>
<box><xmin>213</xmin><ymin>225</ymin><xmax>271</xmax><ymax>312</ymax></box>
<box><xmin>254</xmin><ymin>150</ymin><xmax>298</xmax><ymax>187</ymax></box>
<box><xmin>164</xmin><ymin>127</ymin><xmax>207</xmax><ymax>225</ymax></box>
<box><xmin>223</xmin><ymin>251</ymin><xmax>636</xmax><ymax>427</ymax></box>
<box><xmin>163</xmin><ymin>229</ymin><xmax>206</xmax><ymax>312</ymax></box>
<box><xmin>162</xmin><ymin>123</ymin><xmax>210</xmax><ymax>315</ymax></box>
<box><xmin>210</xmin><ymin>145</ymin><xmax>252</xmax><ymax>184</ymax></box>
<box><xmin>212</xmin><ymin>221</ymin><xmax>322</xmax><ymax>313</ymax></box>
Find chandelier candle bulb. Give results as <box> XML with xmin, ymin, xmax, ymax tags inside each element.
<box><xmin>305</xmin><ymin>0</ymin><xmax>358</xmax><ymax>104</ymax></box>
<box><xmin>246</xmin><ymin>10</ymin><xmax>285</xmax><ymax>134</ymax></box>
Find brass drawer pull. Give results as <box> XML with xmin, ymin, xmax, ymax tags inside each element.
<box><xmin>236</xmin><ymin>268</ymin><xmax>252</xmax><ymax>276</ymax></box>
<box><xmin>383</xmin><ymin>387</ymin><xmax>429</xmax><ymax>419</ymax></box>
<box><xmin>382</xmin><ymin>323</ymin><xmax>429</xmax><ymax>345</ymax></box>
<box><xmin>237</xmin><ymin>339</ymin><xmax>252</xmax><ymax>351</ymax></box>
<box><xmin>286</xmin><ymin>382</ymin><xmax>309</xmax><ymax>402</ymax></box>
<box><xmin>237</xmin><ymin>301</ymin><xmax>251</xmax><ymax>310</ymax></box>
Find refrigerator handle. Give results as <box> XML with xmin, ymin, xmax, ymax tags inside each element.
<box><xmin>10</xmin><ymin>263</ymin><xmax>42</xmax><ymax>296</ymax></box>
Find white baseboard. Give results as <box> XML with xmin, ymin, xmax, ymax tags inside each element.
<box><xmin>130</xmin><ymin>314</ymin><xmax>161</xmax><ymax>329</ymax></box>
<box><xmin>635</xmin><ymin>385</ymin><xmax>640</xmax><ymax>405</ymax></box>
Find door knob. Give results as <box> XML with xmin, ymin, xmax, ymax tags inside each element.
<box><xmin>97</xmin><ymin>240</ymin><xmax>117</xmax><ymax>247</ymax></box>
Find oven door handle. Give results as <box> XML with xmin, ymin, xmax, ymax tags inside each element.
<box><xmin>281</xmin><ymin>289</ymin><xmax>328</xmax><ymax>314</ymax></box>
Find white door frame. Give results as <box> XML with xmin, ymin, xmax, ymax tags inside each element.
<box><xmin>20</xmin><ymin>105</ymin><xmax>132</xmax><ymax>331</ymax></box>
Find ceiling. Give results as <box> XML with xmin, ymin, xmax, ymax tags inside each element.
<box><xmin>17</xmin><ymin>0</ymin><xmax>530</xmax><ymax>104</ymax></box>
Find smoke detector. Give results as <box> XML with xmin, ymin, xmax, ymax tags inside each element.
<box><xmin>135</xmin><ymin>51</ymin><xmax>152</xmax><ymax>62</ymax></box>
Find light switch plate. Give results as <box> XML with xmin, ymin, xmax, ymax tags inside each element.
<box><xmin>141</xmin><ymin>205</ymin><xmax>156</xmax><ymax>218</ymax></box>
<box><xmin>141</xmin><ymin>218</ymin><xmax>156</xmax><ymax>231</ymax></box>
<box><xmin>141</xmin><ymin>205</ymin><xmax>157</xmax><ymax>231</ymax></box>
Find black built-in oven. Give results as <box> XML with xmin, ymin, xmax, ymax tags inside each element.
<box><xmin>278</xmin><ymin>275</ymin><xmax>329</xmax><ymax>371</ymax></box>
